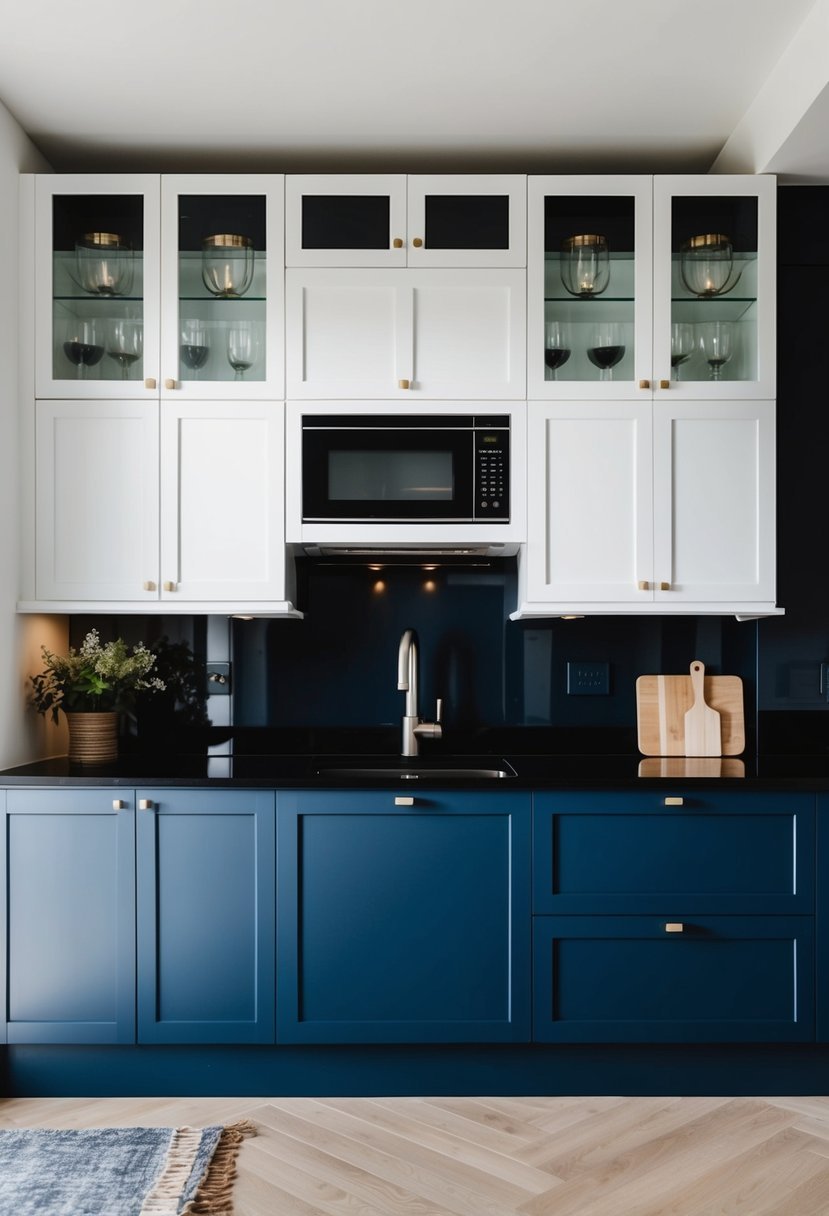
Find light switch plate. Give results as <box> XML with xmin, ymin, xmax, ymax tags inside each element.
<box><xmin>566</xmin><ymin>661</ymin><xmax>610</xmax><ymax>696</ymax></box>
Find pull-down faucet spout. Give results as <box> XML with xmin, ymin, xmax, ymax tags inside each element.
<box><xmin>397</xmin><ymin>628</ymin><xmax>443</xmax><ymax>757</ymax></box>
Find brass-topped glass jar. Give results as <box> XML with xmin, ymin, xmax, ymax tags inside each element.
<box><xmin>679</xmin><ymin>232</ymin><xmax>741</xmax><ymax>298</ymax></box>
<box><xmin>201</xmin><ymin>233</ymin><xmax>255</xmax><ymax>298</ymax></box>
<box><xmin>560</xmin><ymin>233</ymin><xmax>610</xmax><ymax>298</ymax></box>
<box><xmin>74</xmin><ymin>231</ymin><xmax>134</xmax><ymax>297</ymax></box>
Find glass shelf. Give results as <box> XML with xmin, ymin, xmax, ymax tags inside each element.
<box><xmin>54</xmin><ymin>295</ymin><xmax>145</xmax><ymax>303</ymax></box>
<box><xmin>178</xmin><ymin>296</ymin><xmax>266</xmax><ymax>303</ymax></box>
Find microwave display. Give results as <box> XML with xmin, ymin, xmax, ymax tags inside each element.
<box><xmin>302</xmin><ymin>414</ymin><xmax>510</xmax><ymax>523</ymax></box>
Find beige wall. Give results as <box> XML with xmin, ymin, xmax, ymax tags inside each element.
<box><xmin>0</xmin><ymin>99</ymin><xmax>67</xmax><ymax>766</ymax></box>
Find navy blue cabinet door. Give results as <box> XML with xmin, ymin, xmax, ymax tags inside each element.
<box><xmin>817</xmin><ymin>795</ymin><xmax>829</xmax><ymax>1041</ymax></box>
<box><xmin>2</xmin><ymin>789</ymin><xmax>136</xmax><ymax>1045</ymax></box>
<box><xmin>277</xmin><ymin>790</ymin><xmax>531</xmax><ymax>1043</ymax></box>
<box><xmin>534</xmin><ymin>915</ymin><xmax>815</xmax><ymax>1043</ymax></box>
<box><xmin>533</xmin><ymin>791</ymin><xmax>815</xmax><ymax>916</ymax></box>
<box><xmin>136</xmin><ymin>789</ymin><xmax>275</xmax><ymax>1044</ymax></box>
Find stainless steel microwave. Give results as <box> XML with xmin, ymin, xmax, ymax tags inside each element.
<box><xmin>300</xmin><ymin>413</ymin><xmax>511</xmax><ymax>524</ymax></box>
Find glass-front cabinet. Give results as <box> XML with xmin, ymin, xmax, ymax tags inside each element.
<box><xmin>528</xmin><ymin>174</ymin><xmax>775</xmax><ymax>400</ymax></box>
<box><xmin>286</xmin><ymin>174</ymin><xmax>526</xmax><ymax>267</ymax></box>
<box><xmin>34</xmin><ymin>175</ymin><xmax>284</xmax><ymax>400</ymax></box>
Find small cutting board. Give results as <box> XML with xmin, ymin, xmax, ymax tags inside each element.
<box><xmin>636</xmin><ymin>663</ymin><xmax>745</xmax><ymax>756</ymax></box>
<box><xmin>683</xmin><ymin>660</ymin><xmax>721</xmax><ymax>757</ymax></box>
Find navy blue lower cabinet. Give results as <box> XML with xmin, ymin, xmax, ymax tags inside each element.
<box><xmin>533</xmin><ymin>915</ymin><xmax>815</xmax><ymax>1043</ymax></box>
<box><xmin>533</xmin><ymin>792</ymin><xmax>815</xmax><ymax>916</ymax></box>
<box><xmin>817</xmin><ymin>795</ymin><xmax>829</xmax><ymax>1041</ymax></box>
<box><xmin>2</xmin><ymin>790</ymin><xmax>136</xmax><ymax>1045</ymax></box>
<box><xmin>276</xmin><ymin>790</ymin><xmax>531</xmax><ymax>1043</ymax></box>
<box><xmin>136</xmin><ymin>789</ymin><xmax>275</xmax><ymax>1044</ymax></box>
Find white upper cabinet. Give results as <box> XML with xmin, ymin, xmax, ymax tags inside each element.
<box><xmin>34</xmin><ymin>174</ymin><xmax>284</xmax><ymax>401</ymax></box>
<box><xmin>286</xmin><ymin>268</ymin><xmax>526</xmax><ymax>399</ymax></box>
<box><xmin>528</xmin><ymin>174</ymin><xmax>775</xmax><ymax>401</ymax></box>
<box><xmin>286</xmin><ymin>174</ymin><xmax>526</xmax><ymax>267</ymax></box>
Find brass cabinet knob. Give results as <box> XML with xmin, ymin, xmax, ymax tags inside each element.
<box><xmin>412</xmin><ymin>237</ymin><xmax>423</xmax><ymax>248</ymax></box>
<box><xmin>163</xmin><ymin>580</ymin><xmax>177</xmax><ymax>592</ymax></box>
<box><xmin>639</xmin><ymin>379</ymin><xmax>651</xmax><ymax>389</ymax></box>
<box><xmin>398</xmin><ymin>379</ymin><xmax>411</xmax><ymax>390</ymax></box>
<box><xmin>144</xmin><ymin>377</ymin><xmax>157</xmax><ymax>390</ymax></box>
<box><xmin>392</xmin><ymin>237</ymin><xmax>404</xmax><ymax>248</ymax></box>
<box><xmin>659</xmin><ymin>581</ymin><xmax>671</xmax><ymax>591</ymax></box>
<box><xmin>664</xmin><ymin>797</ymin><xmax>684</xmax><ymax>806</ymax></box>
<box><xmin>394</xmin><ymin>796</ymin><xmax>415</xmax><ymax>806</ymax></box>
<box><xmin>142</xmin><ymin>580</ymin><xmax>157</xmax><ymax>592</ymax></box>
<box><xmin>664</xmin><ymin>923</ymin><xmax>685</xmax><ymax>933</ymax></box>
<box><xmin>112</xmin><ymin>799</ymin><xmax>126</xmax><ymax>810</ymax></box>
<box><xmin>164</xmin><ymin>378</ymin><xmax>177</xmax><ymax>390</ymax></box>
<box><xmin>659</xmin><ymin>379</ymin><xmax>671</xmax><ymax>390</ymax></box>
<box><xmin>637</xmin><ymin>580</ymin><xmax>650</xmax><ymax>591</ymax></box>
<box><xmin>138</xmin><ymin>799</ymin><xmax>154</xmax><ymax>811</ymax></box>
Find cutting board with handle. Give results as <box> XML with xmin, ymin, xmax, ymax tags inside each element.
<box><xmin>636</xmin><ymin>660</ymin><xmax>744</xmax><ymax>757</ymax></box>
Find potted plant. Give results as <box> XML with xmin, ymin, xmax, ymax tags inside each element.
<box><xmin>30</xmin><ymin>628</ymin><xmax>166</xmax><ymax>764</ymax></box>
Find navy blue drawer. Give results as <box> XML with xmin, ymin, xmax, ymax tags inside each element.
<box><xmin>533</xmin><ymin>792</ymin><xmax>814</xmax><ymax>915</ymax></box>
<box><xmin>533</xmin><ymin>915</ymin><xmax>814</xmax><ymax>1044</ymax></box>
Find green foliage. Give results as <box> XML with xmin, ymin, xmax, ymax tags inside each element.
<box><xmin>30</xmin><ymin>629</ymin><xmax>166</xmax><ymax>723</ymax></box>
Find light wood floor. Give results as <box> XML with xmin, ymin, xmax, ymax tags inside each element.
<box><xmin>2</xmin><ymin>1096</ymin><xmax>829</xmax><ymax>1215</ymax></box>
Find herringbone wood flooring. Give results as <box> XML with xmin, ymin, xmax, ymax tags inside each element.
<box><xmin>2</xmin><ymin>1096</ymin><xmax>829</xmax><ymax>1214</ymax></box>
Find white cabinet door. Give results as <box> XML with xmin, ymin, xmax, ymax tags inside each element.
<box><xmin>652</xmin><ymin>400</ymin><xmax>776</xmax><ymax>604</ymax></box>
<box><xmin>159</xmin><ymin>401</ymin><xmax>287</xmax><ymax>602</ymax></box>
<box><xmin>525</xmin><ymin>401</ymin><xmax>653</xmax><ymax>604</ymax></box>
<box><xmin>160</xmin><ymin>175</ymin><xmax>284</xmax><ymax>401</ymax></box>
<box><xmin>285</xmin><ymin>175</ymin><xmax>407</xmax><ymax>267</ymax></box>
<box><xmin>286</xmin><ymin>268</ymin><xmax>525</xmax><ymax>399</ymax></box>
<box><xmin>35</xmin><ymin>400</ymin><xmax>159</xmax><ymax>600</ymax></box>
<box><xmin>652</xmin><ymin>175</ymin><xmax>776</xmax><ymax>400</ymax></box>
<box><xmin>406</xmin><ymin>175</ymin><xmax>526</xmax><ymax>267</ymax></box>
<box><xmin>34</xmin><ymin>175</ymin><xmax>162</xmax><ymax>400</ymax></box>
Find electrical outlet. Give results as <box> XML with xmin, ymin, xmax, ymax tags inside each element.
<box><xmin>566</xmin><ymin>661</ymin><xmax>610</xmax><ymax>696</ymax></box>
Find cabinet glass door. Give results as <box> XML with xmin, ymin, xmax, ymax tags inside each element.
<box><xmin>653</xmin><ymin>176</ymin><xmax>775</xmax><ymax>399</ymax></box>
<box><xmin>528</xmin><ymin>176</ymin><xmax>653</xmax><ymax>399</ymax></box>
<box><xmin>407</xmin><ymin>175</ymin><xmax>526</xmax><ymax>267</ymax></box>
<box><xmin>161</xmin><ymin>176</ymin><xmax>284</xmax><ymax>399</ymax></box>
<box><xmin>35</xmin><ymin>175</ymin><xmax>161</xmax><ymax>399</ymax></box>
<box><xmin>286</xmin><ymin>175</ymin><xmax>407</xmax><ymax>267</ymax></box>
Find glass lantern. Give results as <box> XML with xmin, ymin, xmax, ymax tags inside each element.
<box><xmin>560</xmin><ymin>233</ymin><xmax>610</xmax><ymax>298</ymax></box>
<box><xmin>74</xmin><ymin>231</ymin><xmax>134</xmax><ymax>296</ymax></box>
<box><xmin>679</xmin><ymin>232</ymin><xmax>741</xmax><ymax>298</ymax></box>
<box><xmin>201</xmin><ymin>233</ymin><xmax>255</xmax><ymax>298</ymax></box>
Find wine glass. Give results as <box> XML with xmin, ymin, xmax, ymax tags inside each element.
<box><xmin>698</xmin><ymin>321</ymin><xmax>734</xmax><ymax>381</ymax></box>
<box><xmin>62</xmin><ymin>318</ymin><xmax>104</xmax><ymax>379</ymax></box>
<box><xmin>544</xmin><ymin>320</ymin><xmax>571</xmax><ymax>381</ymax></box>
<box><xmin>670</xmin><ymin>322</ymin><xmax>695</xmax><ymax>381</ymax></box>
<box><xmin>586</xmin><ymin>323</ymin><xmax>626</xmax><ymax>382</ymax></box>
<box><xmin>106</xmin><ymin>318</ymin><xmax>143</xmax><ymax>380</ymax></box>
<box><xmin>180</xmin><ymin>319</ymin><xmax>210</xmax><ymax>380</ymax></box>
<box><xmin>226</xmin><ymin>321</ymin><xmax>259</xmax><ymax>380</ymax></box>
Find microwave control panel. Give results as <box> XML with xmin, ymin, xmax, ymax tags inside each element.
<box><xmin>474</xmin><ymin>428</ymin><xmax>509</xmax><ymax>520</ymax></box>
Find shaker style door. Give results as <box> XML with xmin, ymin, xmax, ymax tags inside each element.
<box><xmin>652</xmin><ymin>175</ymin><xmax>776</xmax><ymax>400</ymax></box>
<box><xmin>406</xmin><ymin>175</ymin><xmax>527</xmax><ymax>267</ymax></box>
<box><xmin>285</xmin><ymin>174</ymin><xmax>407</xmax><ymax>267</ymax></box>
<box><xmin>160</xmin><ymin>175</ymin><xmax>284</xmax><ymax>400</ymax></box>
<box><xmin>34</xmin><ymin>174</ymin><xmax>161</xmax><ymax>399</ymax></box>
<box><xmin>527</xmin><ymin>175</ymin><xmax>653</xmax><ymax>400</ymax></box>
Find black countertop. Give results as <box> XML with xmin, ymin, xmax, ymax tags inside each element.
<box><xmin>3</xmin><ymin>752</ymin><xmax>829</xmax><ymax>789</ymax></box>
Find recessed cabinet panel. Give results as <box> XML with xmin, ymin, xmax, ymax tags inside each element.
<box><xmin>286</xmin><ymin>175</ymin><xmax>407</xmax><ymax>267</ymax></box>
<box><xmin>533</xmin><ymin>916</ymin><xmax>814</xmax><ymax>1043</ymax></box>
<box><xmin>407</xmin><ymin>175</ymin><xmax>527</xmax><ymax>267</ymax></box>
<box><xmin>35</xmin><ymin>400</ymin><xmax>159</xmax><ymax>601</ymax></box>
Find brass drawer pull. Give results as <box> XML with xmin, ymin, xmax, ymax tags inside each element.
<box><xmin>664</xmin><ymin>797</ymin><xmax>684</xmax><ymax>806</ymax></box>
<box><xmin>639</xmin><ymin>379</ymin><xmax>650</xmax><ymax>389</ymax></box>
<box><xmin>664</xmin><ymin>922</ymin><xmax>685</xmax><ymax>933</ymax></box>
<box><xmin>412</xmin><ymin>237</ymin><xmax>423</xmax><ymax>248</ymax></box>
<box><xmin>112</xmin><ymin>799</ymin><xmax>126</xmax><ymax>810</ymax></box>
<box><xmin>392</xmin><ymin>237</ymin><xmax>404</xmax><ymax>248</ymax></box>
<box><xmin>138</xmin><ymin>799</ymin><xmax>154</xmax><ymax>810</ymax></box>
<box><xmin>394</xmin><ymin>796</ymin><xmax>415</xmax><ymax>806</ymax></box>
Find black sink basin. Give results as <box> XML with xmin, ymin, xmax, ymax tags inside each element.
<box><xmin>316</xmin><ymin>758</ymin><xmax>517</xmax><ymax>780</ymax></box>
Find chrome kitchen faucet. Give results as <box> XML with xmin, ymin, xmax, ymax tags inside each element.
<box><xmin>397</xmin><ymin>629</ymin><xmax>443</xmax><ymax>757</ymax></box>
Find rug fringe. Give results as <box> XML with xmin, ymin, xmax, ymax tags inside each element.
<box><xmin>140</xmin><ymin>1127</ymin><xmax>204</xmax><ymax>1215</ymax></box>
<box><xmin>183</xmin><ymin>1120</ymin><xmax>257</xmax><ymax>1216</ymax></box>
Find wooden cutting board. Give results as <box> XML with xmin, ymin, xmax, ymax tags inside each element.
<box><xmin>636</xmin><ymin>665</ymin><xmax>745</xmax><ymax>756</ymax></box>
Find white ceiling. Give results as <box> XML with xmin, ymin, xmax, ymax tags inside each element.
<box><xmin>0</xmin><ymin>0</ymin><xmax>821</xmax><ymax>174</ymax></box>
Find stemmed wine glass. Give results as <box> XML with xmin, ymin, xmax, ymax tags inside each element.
<box><xmin>587</xmin><ymin>322</ymin><xmax>625</xmax><ymax>382</ymax></box>
<box><xmin>62</xmin><ymin>318</ymin><xmax>104</xmax><ymax>379</ymax></box>
<box><xmin>180</xmin><ymin>319</ymin><xmax>210</xmax><ymax>380</ymax></box>
<box><xmin>544</xmin><ymin>320</ymin><xmax>571</xmax><ymax>381</ymax></box>
<box><xmin>226</xmin><ymin>321</ymin><xmax>259</xmax><ymax>380</ymax></box>
<box><xmin>698</xmin><ymin>321</ymin><xmax>734</xmax><ymax>381</ymax></box>
<box><xmin>106</xmin><ymin>318</ymin><xmax>143</xmax><ymax>380</ymax></box>
<box><xmin>670</xmin><ymin>322</ymin><xmax>695</xmax><ymax>381</ymax></box>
